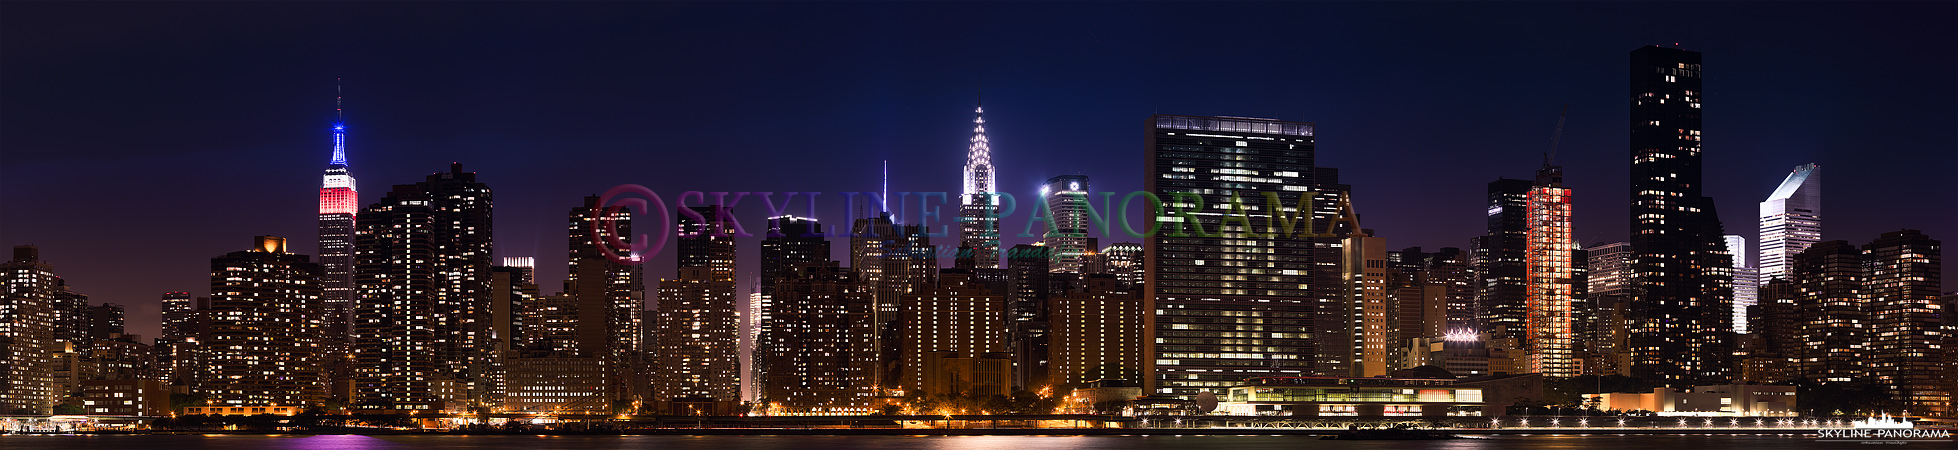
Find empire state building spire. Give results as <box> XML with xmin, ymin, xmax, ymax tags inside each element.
<box><xmin>318</xmin><ymin>80</ymin><xmax>359</xmax><ymax>345</ymax></box>
<box><xmin>330</xmin><ymin>81</ymin><xmax>347</xmax><ymax>167</ymax></box>
<box><xmin>958</xmin><ymin>99</ymin><xmax>1001</xmax><ymax>268</ymax></box>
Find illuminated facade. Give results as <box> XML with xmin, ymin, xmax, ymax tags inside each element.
<box><xmin>1042</xmin><ymin>175</ymin><xmax>1094</xmax><ymax>274</ymax></box>
<box><xmin>1628</xmin><ymin>45</ymin><xmax>1734</xmax><ymax>388</ymax></box>
<box><xmin>0</xmin><ymin>246</ymin><xmax>59</xmax><ymax>414</ymax></box>
<box><xmin>1048</xmin><ymin>275</ymin><xmax>1144</xmax><ymax>386</ymax></box>
<box><xmin>1524</xmin><ymin>165</ymin><xmax>1575</xmax><ymax>377</ymax></box>
<box><xmin>1143</xmin><ymin>115</ymin><xmax>1326</xmax><ymax>396</ymax></box>
<box><xmin>204</xmin><ymin>236</ymin><xmax>325</xmax><ymax>407</ymax></box>
<box><xmin>762</xmin><ymin>263</ymin><xmax>875</xmax><ymax>414</ymax></box>
<box><xmin>1862</xmin><ymin>230</ymin><xmax>1944</xmax><ymax>417</ymax></box>
<box><xmin>1098</xmin><ymin>242</ymin><xmax>1144</xmax><ymax>287</ymax></box>
<box><xmin>898</xmin><ymin>271</ymin><xmax>1010</xmax><ymax>397</ymax></box>
<box><xmin>318</xmin><ymin>88</ymin><xmax>357</xmax><ymax>346</ymax></box>
<box><xmin>960</xmin><ymin>102</ymin><xmax>1002</xmax><ymax>269</ymax></box>
<box><xmin>352</xmin><ymin>163</ymin><xmax>495</xmax><ymax>413</ymax></box>
<box><xmin>1792</xmin><ymin>240</ymin><xmax>1864</xmax><ymax>383</ymax></box>
<box><xmin>567</xmin><ymin>195</ymin><xmax>645</xmax><ymax>407</ymax></box>
<box><xmin>653</xmin><ymin>206</ymin><xmax>741</xmax><ymax>406</ymax></box>
<box><xmin>1759</xmin><ymin>164</ymin><xmax>1821</xmax><ymax>282</ymax></box>
<box><xmin>1725</xmin><ymin>235</ymin><xmax>1760</xmax><ymax>334</ymax></box>
<box><xmin>1220</xmin><ymin>376</ymin><xmax>1498</xmax><ymax>417</ymax></box>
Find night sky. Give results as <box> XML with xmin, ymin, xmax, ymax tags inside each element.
<box><xmin>3</xmin><ymin>2</ymin><xmax>1954</xmax><ymax>342</ymax></box>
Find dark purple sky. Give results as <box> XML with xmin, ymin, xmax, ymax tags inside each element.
<box><xmin>3</xmin><ymin>2</ymin><xmax>1954</xmax><ymax>341</ymax></box>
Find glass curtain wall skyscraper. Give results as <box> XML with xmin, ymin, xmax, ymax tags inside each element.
<box><xmin>1143</xmin><ymin>115</ymin><xmax>1323</xmax><ymax>396</ymax></box>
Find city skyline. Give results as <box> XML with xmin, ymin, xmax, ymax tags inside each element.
<box><xmin>3</xmin><ymin>2</ymin><xmax>1955</xmax><ymax>351</ymax></box>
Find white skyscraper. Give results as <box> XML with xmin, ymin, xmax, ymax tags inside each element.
<box><xmin>1723</xmin><ymin>235</ymin><xmax>1759</xmax><ymax>334</ymax></box>
<box><xmin>1758</xmin><ymin>164</ymin><xmax>1820</xmax><ymax>282</ymax></box>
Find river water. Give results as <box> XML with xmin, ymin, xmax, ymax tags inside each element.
<box><xmin>0</xmin><ymin>434</ymin><xmax>1900</xmax><ymax>449</ymax></box>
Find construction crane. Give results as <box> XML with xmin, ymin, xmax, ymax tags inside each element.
<box><xmin>1545</xmin><ymin>104</ymin><xmax>1568</xmax><ymax>166</ymax></box>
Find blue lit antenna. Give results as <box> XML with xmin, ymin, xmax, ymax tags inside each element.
<box><xmin>329</xmin><ymin>79</ymin><xmax>348</xmax><ymax>166</ymax></box>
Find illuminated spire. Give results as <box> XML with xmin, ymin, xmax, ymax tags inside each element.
<box><xmin>329</xmin><ymin>79</ymin><xmax>347</xmax><ymax>166</ymax></box>
<box><xmin>961</xmin><ymin>100</ymin><xmax>994</xmax><ymax>203</ymax></box>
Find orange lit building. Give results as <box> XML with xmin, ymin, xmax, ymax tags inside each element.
<box><xmin>1524</xmin><ymin>164</ymin><xmax>1575</xmax><ymax>377</ymax></box>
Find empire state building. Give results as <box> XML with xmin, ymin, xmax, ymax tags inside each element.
<box><xmin>318</xmin><ymin>87</ymin><xmax>357</xmax><ymax>344</ymax></box>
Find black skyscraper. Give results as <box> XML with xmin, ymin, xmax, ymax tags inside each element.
<box><xmin>1473</xmin><ymin>178</ymin><xmax>1533</xmax><ymax>341</ymax></box>
<box><xmin>1628</xmin><ymin>46</ymin><xmax>1734</xmax><ymax>388</ymax></box>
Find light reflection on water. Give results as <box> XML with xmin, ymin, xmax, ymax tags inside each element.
<box><xmin>0</xmin><ymin>434</ymin><xmax>1835</xmax><ymax>450</ymax></box>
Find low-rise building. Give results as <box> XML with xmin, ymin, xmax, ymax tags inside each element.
<box><xmin>1591</xmin><ymin>384</ymin><xmax>1796</xmax><ymax>417</ymax></box>
<box><xmin>1219</xmin><ymin>376</ymin><xmax>1506</xmax><ymax>417</ymax></box>
<box><xmin>80</xmin><ymin>379</ymin><xmax>169</xmax><ymax>416</ymax></box>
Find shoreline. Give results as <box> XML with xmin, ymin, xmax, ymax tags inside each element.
<box><xmin>25</xmin><ymin>428</ymin><xmax>1844</xmax><ymax>437</ymax></box>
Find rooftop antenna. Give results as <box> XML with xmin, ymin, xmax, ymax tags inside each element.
<box><xmin>882</xmin><ymin>159</ymin><xmax>889</xmax><ymax>216</ymax></box>
<box><xmin>1544</xmin><ymin>104</ymin><xmax>1568</xmax><ymax>166</ymax></box>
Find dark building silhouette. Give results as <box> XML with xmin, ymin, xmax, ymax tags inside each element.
<box><xmin>1007</xmin><ymin>244</ymin><xmax>1052</xmax><ymax>389</ymax></box>
<box><xmin>1627</xmin><ymin>45</ymin><xmax>1734</xmax><ymax>388</ymax></box>
<box><xmin>755</xmin><ymin>215</ymin><xmax>830</xmax><ymax>403</ymax></box>
<box><xmin>1472</xmin><ymin>178</ymin><xmax>1533</xmax><ymax>343</ymax></box>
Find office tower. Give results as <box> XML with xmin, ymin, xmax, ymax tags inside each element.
<box><xmin>1144</xmin><ymin>115</ymin><xmax>1323</xmax><ymax>396</ymax></box>
<box><xmin>159</xmin><ymin>292</ymin><xmax>194</xmax><ymax>342</ymax></box>
<box><xmin>1862</xmin><ymin>230</ymin><xmax>1944</xmax><ymax>416</ymax></box>
<box><xmin>0</xmin><ymin>246</ymin><xmax>59</xmax><ymax>414</ymax></box>
<box><xmin>521</xmin><ymin>293</ymin><xmax>581</xmax><ymax>355</ymax></box>
<box><xmin>86</xmin><ymin>304</ymin><xmax>124</xmax><ymax>341</ymax></box>
<box><xmin>1629</xmin><ymin>45</ymin><xmax>1734</xmax><ymax>388</ymax></box>
<box><xmin>1583</xmin><ymin>242</ymin><xmax>1635</xmax><ymax>376</ymax></box>
<box><xmin>1100</xmin><ymin>242</ymin><xmax>1144</xmax><ymax>287</ymax></box>
<box><xmin>1471</xmin><ymin>178</ymin><xmax>1533</xmax><ymax>343</ymax></box>
<box><xmin>763</xmin><ymin>263</ymin><xmax>875</xmax><ymax>414</ymax></box>
<box><xmin>1007</xmin><ymin>244</ymin><xmax>1052</xmax><ymax>389</ymax></box>
<box><xmin>353</xmin><ymin>163</ymin><xmax>495</xmax><ymax>413</ymax></box>
<box><xmin>568</xmin><ymin>195</ymin><xmax>646</xmax><ymax>405</ymax></box>
<box><xmin>1385</xmin><ymin>248</ymin><xmax>1459</xmax><ymax>368</ymax></box>
<box><xmin>653</xmin><ymin>206</ymin><xmax>741</xmax><ymax>409</ymax></box>
<box><xmin>756</xmin><ymin>216</ymin><xmax>830</xmax><ymax>403</ymax></box>
<box><xmin>1744</xmin><ymin>279</ymin><xmax>1800</xmax><ymax>383</ymax></box>
<box><xmin>1340</xmin><ymin>223</ymin><xmax>1391</xmax><ymax>377</ymax></box>
<box><xmin>156</xmin><ymin>292</ymin><xmax>197</xmax><ymax>384</ymax></box>
<box><xmin>502</xmin><ymin>257</ymin><xmax>535</xmax><ymax>285</ymax></box>
<box><xmin>1523</xmin><ymin>163</ymin><xmax>1576</xmax><ymax>377</ymax></box>
<box><xmin>1725</xmin><ymin>235</ymin><xmax>1761</xmax><ymax>334</ymax></box>
<box><xmin>1413</xmin><ymin>248</ymin><xmax>1477</xmax><ymax>335</ymax></box>
<box><xmin>848</xmin><ymin>212</ymin><xmax>934</xmax><ymax>390</ymax></box>
<box><xmin>898</xmin><ymin>270</ymin><xmax>1010</xmax><ymax>397</ymax></box>
<box><xmin>1759</xmin><ymin>164</ymin><xmax>1821</xmax><ymax>281</ymax></box>
<box><xmin>318</xmin><ymin>87</ymin><xmax>358</xmax><ymax>345</ymax></box>
<box><xmin>1042</xmin><ymin>175</ymin><xmax>1094</xmax><ymax>274</ymax></box>
<box><xmin>203</xmin><ymin>236</ymin><xmax>325</xmax><ymax>407</ymax></box>
<box><xmin>960</xmin><ymin>102</ymin><xmax>1002</xmax><ymax>269</ymax></box>
<box><xmin>1792</xmin><ymin>240</ymin><xmax>1864</xmax><ymax>383</ymax></box>
<box><xmin>1047</xmin><ymin>275</ymin><xmax>1144</xmax><ymax>386</ymax></box>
